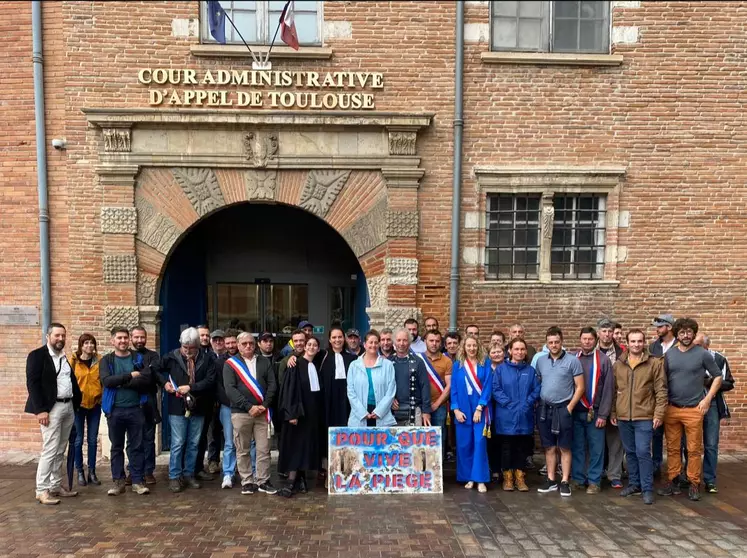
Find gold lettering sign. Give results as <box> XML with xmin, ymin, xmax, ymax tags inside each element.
<box><xmin>138</xmin><ymin>69</ymin><xmax>383</xmax><ymax>110</ymax></box>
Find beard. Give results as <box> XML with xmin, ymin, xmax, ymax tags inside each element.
<box><xmin>679</xmin><ymin>337</ymin><xmax>693</xmax><ymax>347</ymax></box>
<box><xmin>133</xmin><ymin>341</ymin><xmax>146</xmax><ymax>350</ymax></box>
<box><xmin>52</xmin><ymin>340</ymin><xmax>65</xmax><ymax>351</ymax></box>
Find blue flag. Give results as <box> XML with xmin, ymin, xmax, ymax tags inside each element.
<box><xmin>207</xmin><ymin>0</ymin><xmax>226</xmax><ymax>44</ymax></box>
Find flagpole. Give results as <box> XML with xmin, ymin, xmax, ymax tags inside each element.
<box><xmin>263</xmin><ymin>0</ymin><xmax>290</xmax><ymax>65</ymax></box>
<box><xmin>221</xmin><ymin>6</ymin><xmax>261</xmax><ymax>64</ymax></box>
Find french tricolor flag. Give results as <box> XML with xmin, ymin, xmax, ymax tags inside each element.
<box><xmin>280</xmin><ymin>1</ymin><xmax>300</xmax><ymax>50</ymax></box>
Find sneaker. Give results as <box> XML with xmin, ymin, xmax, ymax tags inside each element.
<box><xmin>642</xmin><ymin>491</ymin><xmax>655</xmax><ymax>505</ymax></box>
<box><xmin>108</xmin><ymin>480</ymin><xmax>126</xmax><ymax>496</ymax></box>
<box><xmin>221</xmin><ymin>475</ymin><xmax>233</xmax><ymax>489</ymax></box>
<box><xmin>132</xmin><ymin>483</ymin><xmax>150</xmax><ymax>495</ymax></box>
<box><xmin>677</xmin><ymin>474</ymin><xmax>690</xmax><ymax>489</ymax></box>
<box><xmin>620</xmin><ymin>485</ymin><xmax>642</xmax><ymax>497</ymax></box>
<box><xmin>124</xmin><ymin>474</ymin><xmax>132</xmax><ymax>486</ymax></box>
<box><xmin>258</xmin><ymin>481</ymin><xmax>278</xmax><ymax>494</ymax></box>
<box><xmin>241</xmin><ymin>483</ymin><xmax>257</xmax><ymax>495</ymax></box>
<box><xmin>610</xmin><ymin>479</ymin><xmax>623</xmax><ymax>489</ymax></box>
<box><xmin>570</xmin><ymin>480</ymin><xmax>585</xmax><ymax>491</ymax></box>
<box><xmin>195</xmin><ymin>471</ymin><xmax>214</xmax><ymax>482</ymax></box>
<box><xmin>538</xmin><ymin>464</ymin><xmax>548</xmax><ymax>476</ymax></box>
<box><xmin>537</xmin><ymin>478</ymin><xmax>558</xmax><ymax>493</ymax></box>
<box><xmin>36</xmin><ymin>490</ymin><xmax>61</xmax><ymax>505</ymax></box>
<box><xmin>560</xmin><ymin>481</ymin><xmax>571</xmax><ymax>497</ymax></box>
<box><xmin>688</xmin><ymin>484</ymin><xmax>701</xmax><ymax>501</ymax></box>
<box><xmin>657</xmin><ymin>481</ymin><xmax>682</xmax><ymax>496</ymax></box>
<box><xmin>586</xmin><ymin>483</ymin><xmax>600</xmax><ymax>495</ymax></box>
<box><xmin>144</xmin><ymin>474</ymin><xmax>157</xmax><ymax>485</ymax></box>
<box><xmin>207</xmin><ymin>461</ymin><xmax>221</xmax><ymax>474</ymax></box>
<box><xmin>525</xmin><ymin>456</ymin><xmax>535</xmax><ymax>470</ymax></box>
<box><xmin>169</xmin><ymin>479</ymin><xmax>183</xmax><ymax>493</ymax></box>
<box><xmin>183</xmin><ymin>476</ymin><xmax>202</xmax><ymax>489</ymax></box>
<box><xmin>706</xmin><ymin>483</ymin><xmax>718</xmax><ymax>494</ymax></box>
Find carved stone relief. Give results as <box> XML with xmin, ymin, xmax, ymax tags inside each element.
<box><xmin>386</xmin><ymin>210</ymin><xmax>419</xmax><ymax>237</ymax></box>
<box><xmin>172</xmin><ymin>167</ymin><xmax>225</xmax><ymax>217</ymax></box>
<box><xmin>385</xmin><ymin>257</ymin><xmax>419</xmax><ymax>285</ymax></box>
<box><xmin>105</xmin><ymin>306</ymin><xmax>139</xmax><ymax>331</ymax></box>
<box><xmin>102</xmin><ymin>128</ymin><xmax>131</xmax><ymax>152</ymax></box>
<box><xmin>101</xmin><ymin>207</ymin><xmax>138</xmax><ymax>234</ymax></box>
<box><xmin>299</xmin><ymin>170</ymin><xmax>351</xmax><ymax>218</ymax></box>
<box><xmin>384</xmin><ymin>307</ymin><xmax>421</xmax><ymax>329</ymax></box>
<box><xmin>243</xmin><ymin>131</ymin><xmax>279</xmax><ymax>168</ymax></box>
<box><xmin>366</xmin><ymin>275</ymin><xmax>388</xmax><ymax>308</ymax></box>
<box><xmin>341</xmin><ymin>198</ymin><xmax>387</xmax><ymax>256</ymax></box>
<box><xmin>137</xmin><ymin>273</ymin><xmax>158</xmax><ymax>305</ymax></box>
<box><xmin>542</xmin><ymin>204</ymin><xmax>555</xmax><ymax>240</ymax></box>
<box><xmin>245</xmin><ymin>170</ymin><xmax>278</xmax><ymax>200</ymax></box>
<box><xmin>135</xmin><ymin>196</ymin><xmax>183</xmax><ymax>255</ymax></box>
<box><xmin>388</xmin><ymin>131</ymin><xmax>417</xmax><ymax>156</ymax></box>
<box><xmin>103</xmin><ymin>255</ymin><xmax>137</xmax><ymax>283</ymax></box>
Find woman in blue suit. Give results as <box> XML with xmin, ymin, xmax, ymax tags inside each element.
<box><xmin>451</xmin><ymin>335</ymin><xmax>492</xmax><ymax>493</ymax></box>
<box><xmin>492</xmin><ymin>338</ymin><xmax>541</xmax><ymax>492</ymax></box>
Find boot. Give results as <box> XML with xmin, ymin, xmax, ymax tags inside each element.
<box><xmin>77</xmin><ymin>469</ymin><xmax>87</xmax><ymax>487</ymax></box>
<box><xmin>502</xmin><ymin>470</ymin><xmax>515</xmax><ymax>491</ymax></box>
<box><xmin>279</xmin><ymin>479</ymin><xmax>295</xmax><ymax>498</ymax></box>
<box><xmin>298</xmin><ymin>473</ymin><xmax>308</xmax><ymax>494</ymax></box>
<box><xmin>515</xmin><ymin>470</ymin><xmax>529</xmax><ymax>492</ymax></box>
<box><xmin>88</xmin><ymin>470</ymin><xmax>101</xmax><ymax>486</ymax></box>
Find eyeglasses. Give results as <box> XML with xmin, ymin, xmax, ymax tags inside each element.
<box><xmin>239</xmin><ymin>341</ymin><xmax>255</xmax><ymax>347</ymax></box>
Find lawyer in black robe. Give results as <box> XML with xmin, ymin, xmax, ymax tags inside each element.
<box><xmin>278</xmin><ymin>338</ymin><xmax>324</xmax><ymax>492</ymax></box>
<box><xmin>319</xmin><ymin>344</ymin><xmax>356</xmax><ymax>433</ymax></box>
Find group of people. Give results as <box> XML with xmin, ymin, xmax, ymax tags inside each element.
<box><xmin>26</xmin><ymin>313</ymin><xmax>733</xmax><ymax>507</ymax></box>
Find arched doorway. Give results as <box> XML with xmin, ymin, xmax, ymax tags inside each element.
<box><xmin>159</xmin><ymin>202</ymin><xmax>368</xmax><ymax>354</ymax></box>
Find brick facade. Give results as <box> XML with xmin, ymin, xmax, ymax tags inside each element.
<box><xmin>1</xmin><ymin>1</ymin><xmax>745</xmax><ymax>452</ymax></box>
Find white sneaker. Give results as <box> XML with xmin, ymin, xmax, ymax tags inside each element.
<box><xmin>221</xmin><ymin>475</ymin><xmax>233</xmax><ymax>489</ymax></box>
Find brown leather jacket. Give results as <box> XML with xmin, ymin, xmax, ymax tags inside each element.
<box><xmin>611</xmin><ymin>350</ymin><xmax>668</xmax><ymax>422</ymax></box>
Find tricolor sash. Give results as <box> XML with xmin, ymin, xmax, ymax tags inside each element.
<box><xmin>226</xmin><ymin>356</ymin><xmax>272</xmax><ymax>423</ymax></box>
<box><xmin>464</xmin><ymin>359</ymin><xmax>491</xmax><ymax>436</ymax></box>
<box><xmin>416</xmin><ymin>353</ymin><xmax>446</xmax><ymax>396</ymax></box>
<box><xmin>578</xmin><ymin>349</ymin><xmax>601</xmax><ymax>410</ymax></box>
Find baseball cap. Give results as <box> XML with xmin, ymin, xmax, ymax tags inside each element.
<box><xmin>258</xmin><ymin>331</ymin><xmax>274</xmax><ymax>341</ymax></box>
<box><xmin>597</xmin><ymin>319</ymin><xmax>614</xmax><ymax>330</ymax></box>
<box><xmin>346</xmin><ymin>328</ymin><xmax>360</xmax><ymax>338</ymax></box>
<box><xmin>210</xmin><ymin>329</ymin><xmax>225</xmax><ymax>339</ymax></box>
<box><xmin>298</xmin><ymin>320</ymin><xmax>313</xmax><ymax>329</ymax></box>
<box><xmin>652</xmin><ymin>314</ymin><xmax>675</xmax><ymax>327</ymax></box>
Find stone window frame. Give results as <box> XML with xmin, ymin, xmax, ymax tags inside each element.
<box><xmin>474</xmin><ymin>166</ymin><xmax>625</xmax><ymax>286</ymax></box>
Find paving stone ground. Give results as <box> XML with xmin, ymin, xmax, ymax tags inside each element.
<box><xmin>2</xmin><ymin>457</ymin><xmax>747</xmax><ymax>558</ymax></box>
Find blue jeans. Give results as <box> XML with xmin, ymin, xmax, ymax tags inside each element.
<box><xmin>571</xmin><ymin>410</ymin><xmax>606</xmax><ymax>485</ymax></box>
<box><xmin>702</xmin><ymin>400</ymin><xmax>720</xmax><ymax>484</ymax></box>
<box><xmin>431</xmin><ymin>405</ymin><xmax>448</xmax><ymax>460</ymax></box>
<box><xmin>219</xmin><ymin>405</ymin><xmax>236</xmax><ymax>477</ymax></box>
<box><xmin>108</xmin><ymin>406</ymin><xmax>145</xmax><ymax>484</ymax></box>
<box><xmin>74</xmin><ymin>405</ymin><xmax>101</xmax><ymax>471</ymax></box>
<box><xmin>169</xmin><ymin>414</ymin><xmax>204</xmax><ymax>480</ymax></box>
<box><xmin>618</xmin><ymin>419</ymin><xmax>654</xmax><ymax>492</ymax></box>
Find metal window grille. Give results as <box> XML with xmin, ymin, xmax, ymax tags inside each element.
<box><xmin>485</xmin><ymin>194</ymin><xmax>541</xmax><ymax>280</ymax></box>
<box><xmin>491</xmin><ymin>1</ymin><xmax>610</xmax><ymax>54</ymax></box>
<box><xmin>201</xmin><ymin>1</ymin><xmax>321</xmax><ymax>45</ymax></box>
<box><xmin>550</xmin><ymin>194</ymin><xmax>606</xmax><ymax>279</ymax></box>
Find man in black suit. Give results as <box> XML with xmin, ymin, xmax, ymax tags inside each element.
<box><xmin>25</xmin><ymin>322</ymin><xmax>82</xmax><ymax>505</ymax></box>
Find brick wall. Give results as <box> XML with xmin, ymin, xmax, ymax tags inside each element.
<box><xmin>1</xmin><ymin>1</ymin><xmax>746</xmax><ymax>452</ymax></box>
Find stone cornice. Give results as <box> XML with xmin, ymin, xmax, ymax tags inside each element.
<box><xmin>83</xmin><ymin>108</ymin><xmax>433</xmax><ymax>130</ymax></box>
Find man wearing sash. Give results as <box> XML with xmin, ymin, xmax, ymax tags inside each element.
<box><xmin>390</xmin><ymin>327</ymin><xmax>431</xmax><ymax>426</ymax></box>
<box><xmin>224</xmin><ymin>331</ymin><xmax>278</xmax><ymax>495</ymax></box>
<box><xmin>570</xmin><ymin>327</ymin><xmax>613</xmax><ymax>494</ymax></box>
<box><xmin>419</xmin><ymin>330</ymin><xmax>451</xmax><ymax>458</ymax></box>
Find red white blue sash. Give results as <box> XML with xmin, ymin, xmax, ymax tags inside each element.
<box><xmin>578</xmin><ymin>349</ymin><xmax>601</xmax><ymax>409</ymax></box>
<box><xmin>416</xmin><ymin>353</ymin><xmax>446</xmax><ymax>396</ymax></box>
<box><xmin>226</xmin><ymin>356</ymin><xmax>272</xmax><ymax>423</ymax></box>
<box><xmin>464</xmin><ymin>359</ymin><xmax>491</xmax><ymax>432</ymax></box>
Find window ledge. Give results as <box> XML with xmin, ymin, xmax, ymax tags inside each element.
<box><xmin>481</xmin><ymin>51</ymin><xmax>623</xmax><ymax>67</ymax></box>
<box><xmin>190</xmin><ymin>44</ymin><xmax>333</xmax><ymax>60</ymax></box>
<box><xmin>473</xmin><ymin>280</ymin><xmax>620</xmax><ymax>288</ymax></box>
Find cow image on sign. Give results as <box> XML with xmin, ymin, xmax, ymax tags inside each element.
<box><xmin>328</xmin><ymin>427</ymin><xmax>443</xmax><ymax>494</ymax></box>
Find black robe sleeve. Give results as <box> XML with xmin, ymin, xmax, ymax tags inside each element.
<box><xmin>279</xmin><ymin>362</ymin><xmax>305</xmax><ymax>421</ymax></box>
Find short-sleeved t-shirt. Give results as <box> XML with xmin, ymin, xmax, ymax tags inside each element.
<box><xmin>535</xmin><ymin>351</ymin><xmax>584</xmax><ymax>404</ymax></box>
<box><xmin>423</xmin><ymin>352</ymin><xmax>452</xmax><ymax>405</ymax></box>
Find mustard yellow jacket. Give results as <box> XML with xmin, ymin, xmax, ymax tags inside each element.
<box><xmin>71</xmin><ymin>353</ymin><xmax>103</xmax><ymax>410</ymax></box>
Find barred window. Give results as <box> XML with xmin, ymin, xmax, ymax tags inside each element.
<box><xmin>551</xmin><ymin>194</ymin><xmax>606</xmax><ymax>279</ymax></box>
<box><xmin>201</xmin><ymin>1</ymin><xmax>321</xmax><ymax>45</ymax></box>
<box><xmin>485</xmin><ymin>194</ymin><xmax>541</xmax><ymax>280</ymax></box>
<box><xmin>491</xmin><ymin>1</ymin><xmax>610</xmax><ymax>54</ymax></box>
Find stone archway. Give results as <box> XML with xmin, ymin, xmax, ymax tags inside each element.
<box><xmin>86</xmin><ymin>109</ymin><xmax>432</xmax><ymax>349</ymax></box>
